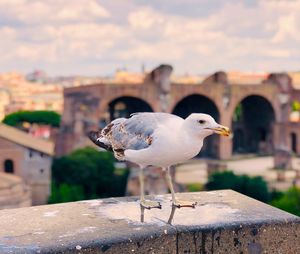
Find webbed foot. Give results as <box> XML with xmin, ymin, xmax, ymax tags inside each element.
<box><xmin>140</xmin><ymin>200</ymin><xmax>162</xmax><ymax>210</ymax></box>
<box><xmin>173</xmin><ymin>200</ymin><xmax>197</xmax><ymax>208</ymax></box>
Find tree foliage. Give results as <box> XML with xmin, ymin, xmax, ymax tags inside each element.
<box><xmin>2</xmin><ymin>110</ymin><xmax>61</xmax><ymax>127</ymax></box>
<box><xmin>205</xmin><ymin>171</ymin><xmax>270</xmax><ymax>202</ymax></box>
<box><xmin>271</xmin><ymin>187</ymin><xmax>300</xmax><ymax>216</ymax></box>
<box><xmin>233</xmin><ymin>103</ymin><xmax>243</xmax><ymax>122</ymax></box>
<box><xmin>48</xmin><ymin>183</ymin><xmax>85</xmax><ymax>204</ymax></box>
<box><xmin>187</xmin><ymin>183</ymin><xmax>203</xmax><ymax>192</ymax></box>
<box><xmin>49</xmin><ymin>147</ymin><xmax>129</xmax><ymax>203</ymax></box>
<box><xmin>292</xmin><ymin>100</ymin><xmax>300</xmax><ymax>112</ymax></box>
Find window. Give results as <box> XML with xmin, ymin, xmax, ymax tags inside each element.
<box><xmin>4</xmin><ymin>160</ymin><xmax>14</xmax><ymax>173</ymax></box>
<box><xmin>291</xmin><ymin>133</ymin><xmax>297</xmax><ymax>153</ymax></box>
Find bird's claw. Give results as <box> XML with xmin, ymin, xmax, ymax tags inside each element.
<box><xmin>140</xmin><ymin>200</ymin><xmax>162</xmax><ymax>210</ymax></box>
<box><xmin>172</xmin><ymin>200</ymin><xmax>197</xmax><ymax>209</ymax></box>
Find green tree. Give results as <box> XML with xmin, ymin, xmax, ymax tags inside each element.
<box><xmin>187</xmin><ymin>183</ymin><xmax>203</xmax><ymax>192</ymax></box>
<box><xmin>205</xmin><ymin>171</ymin><xmax>270</xmax><ymax>202</ymax></box>
<box><xmin>49</xmin><ymin>147</ymin><xmax>129</xmax><ymax>203</ymax></box>
<box><xmin>292</xmin><ymin>100</ymin><xmax>300</xmax><ymax>112</ymax></box>
<box><xmin>3</xmin><ymin>110</ymin><xmax>60</xmax><ymax>127</ymax></box>
<box><xmin>233</xmin><ymin>103</ymin><xmax>243</xmax><ymax>122</ymax></box>
<box><xmin>48</xmin><ymin>183</ymin><xmax>85</xmax><ymax>204</ymax></box>
<box><xmin>271</xmin><ymin>187</ymin><xmax>300</xmax><ymax>216</ymax></box>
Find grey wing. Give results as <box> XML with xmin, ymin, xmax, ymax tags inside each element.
<box><xmin>109</xmin><ymin>112</ymin><xmax>181</xmax><ymax>151</ymax></box>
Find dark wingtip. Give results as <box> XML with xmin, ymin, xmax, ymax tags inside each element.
<box><xmin>88</xmin><ymin>130</ymin><xmax>100</xmax><ymax>144</ymax></box>
<box><xmin>87</xmin><ymin>130</ymin><xmax>112</xmax><ymax>151</ymax></box>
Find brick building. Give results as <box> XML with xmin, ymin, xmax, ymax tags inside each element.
<box><xmin>56</xmin><ymin>65</ymin><xmax>300</xmax><ymax>164</ymax></box>
<box><xmin>0</xmin><ymin>172</ymin><xmax>31</xmax><ymax>209</ymax></box>
<box><xmin>0</xmin><ymin>124</ymin><xmax>53</xmax><ymax>205</ymax></box>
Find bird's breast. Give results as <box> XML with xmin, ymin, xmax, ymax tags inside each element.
<box><xmin>149</xmin><ymin>134</ymin><xmax>202</xmax><ymax>166</ymax></box>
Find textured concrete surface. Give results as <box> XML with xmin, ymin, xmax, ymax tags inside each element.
<box><xmin>0</xmin><ymin>190</ymin><xmax>299</xmax><ymax>253</ymax></box>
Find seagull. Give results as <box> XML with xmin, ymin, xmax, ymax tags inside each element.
<box><xmin>88</xmin><ymin>112</ymin><xmax>230</xmax><ymax>209</ymax></box>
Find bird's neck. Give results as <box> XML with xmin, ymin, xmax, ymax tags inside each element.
<box><xmin>181</xmin><ymin>131</ymin><xmax>204</xmax><ymax>159</ymax></box>
<box><xmin>180</xmin><ymin>121</ymin><xmax>204</xmax><ymax>148</ymax></box>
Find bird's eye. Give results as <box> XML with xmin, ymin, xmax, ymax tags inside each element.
<box><xmin>199</xmin><ymin>120</ymin><xmax>206</xmax><ymax>124</ymax></box>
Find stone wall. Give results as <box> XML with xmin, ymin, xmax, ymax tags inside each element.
<box><xmin>0</xmin><ymin>190</ymin><xmax>299</xmax><ymax>253</ymax></box>
<box><xmin>56</xmin><ymin>68</ymin><xmax>300</xmax><ymax>160</ymax></box>
<box><xmin>0</xmin><ymin>172</ymin><xmax>31</xmax><ymax>209</ymax></box>
<box><xmin>0</xmin><ymin>137</ymin><xmax>51</xmax><ymax>205</ymax></box>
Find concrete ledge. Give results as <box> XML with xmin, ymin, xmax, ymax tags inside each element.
<box><xmin>0</xmin><ymin>190</ymin><xmax>299</xmax><ymax>253</ymax></box>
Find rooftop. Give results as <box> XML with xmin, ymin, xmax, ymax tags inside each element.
<box><xmin>0</xmin><ymin>124</ymin><xmax>54</xmax><ymax>156</ymax></box>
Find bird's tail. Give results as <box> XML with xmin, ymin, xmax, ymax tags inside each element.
<box><xmin>88</xmin><ymin>130</ymin><xmax>113</xmax><ymax>151</ymax></box>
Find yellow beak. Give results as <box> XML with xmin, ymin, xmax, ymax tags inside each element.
<box><xmin>210</xmin><ymin>125</ymin><xmax>231</xmax><ymax>137</ymax></box>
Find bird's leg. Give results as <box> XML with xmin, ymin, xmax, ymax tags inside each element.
<box><xmin>165</xmin><ymin>166</ymin><xmax>176</xmax><ymax>204</ymax></box>
<box><xmin>165</xmin><ymin>166</ymin><xmax>197</xmax><ymax>208</ymax></box>
<box><xmin>139</xmin><ymin>167</ymin><xmax>161</xmax><ymax>210</ymax></box>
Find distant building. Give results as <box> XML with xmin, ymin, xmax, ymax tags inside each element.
<box><xmin>0</xmin><ymin>72</ymin><xmax>63</xmax><ymax>116</ymax></box>
<box><xmin>26</xmin><ymin>70</ymin><xmax>48</xmax><ymax>83</ymax></box>
<box><xmin>0</xmin><ymin>124</ymin><xmax>54</xmax><ymax>205</ymax></box>
<box><xmin>0</xmin><ymin>88</ymin><xmax>10</xmax><ymax>121</ymax></box>
<box><xmin>57</xmin><ymin>64</ymin><xmax>300</xmax><ymax>162</ymax></box>
<box><xmin>0</xmin><ymin>172</ymin><xmax>31</xmax><ymax>210</ymax></box>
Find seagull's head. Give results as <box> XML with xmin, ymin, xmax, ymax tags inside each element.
<box><xmin>185</xmin><ymin>113</ymin><xmax>231</xmax><ymax>138</ymax></box>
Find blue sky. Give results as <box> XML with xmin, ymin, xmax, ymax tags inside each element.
<box><xmin>0</xmin><ymin>0</ymin><xmax>300</xmax><ymax>76</ymax></box>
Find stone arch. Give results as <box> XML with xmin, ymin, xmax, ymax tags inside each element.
<box><xmin>232</xmin><ymin>95</ymin><xmax>276</xmax><ymax>155</ymax></box>
<box><xmin>107</xmin><ymin>96</ymin><xmax>153</xmax><ymax>122</ymax></box>
<box><xmin>172</xmin><ymin>94</ymin><xmax>220</xmax><ymax>158</ymax></box>
<box><xmin>4</xmin><ymin>159</ymin><xmax>14</xmax><ymax>174</ymax></box>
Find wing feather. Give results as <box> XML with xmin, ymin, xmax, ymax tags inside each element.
<box><xmin>89</xmin><ymin>112</ymin><xmax>183</xmax><ymax>160</ymax></box>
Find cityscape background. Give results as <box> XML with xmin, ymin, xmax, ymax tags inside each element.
<box><xmin>0</xmin><ymin>0</ymin><xmax>300</xmax><ymax>217</ymax></box>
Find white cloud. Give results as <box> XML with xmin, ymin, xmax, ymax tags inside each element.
<box><xmin>128</xmin><ymin>7</ymin><xmax>164</xmax><ymax>29</ymax></box>
<box><xmin>56</xmin><ymin>1</ymin><xmax>110</xmax><ymax>21</ymax></box>
<box><xmin>0</xmin><ymin>0</ymin><xmax>300</xmax><ymax>75</ymax></box>
<box><xmin>0</xmin><ymin>0</ymin><xmax>110</xmax><ymax>25</ymax></box>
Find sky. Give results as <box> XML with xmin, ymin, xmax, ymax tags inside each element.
<box><xmin>1</xmin><ymin>0</ymin><xmax>300</xmax><ymax>76</ymax></box>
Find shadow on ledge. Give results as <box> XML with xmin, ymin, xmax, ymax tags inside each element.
<box><xmin>0</xmin><ymin>190</ymin><xmax>299</xmax><ymax>253</ymax></box>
